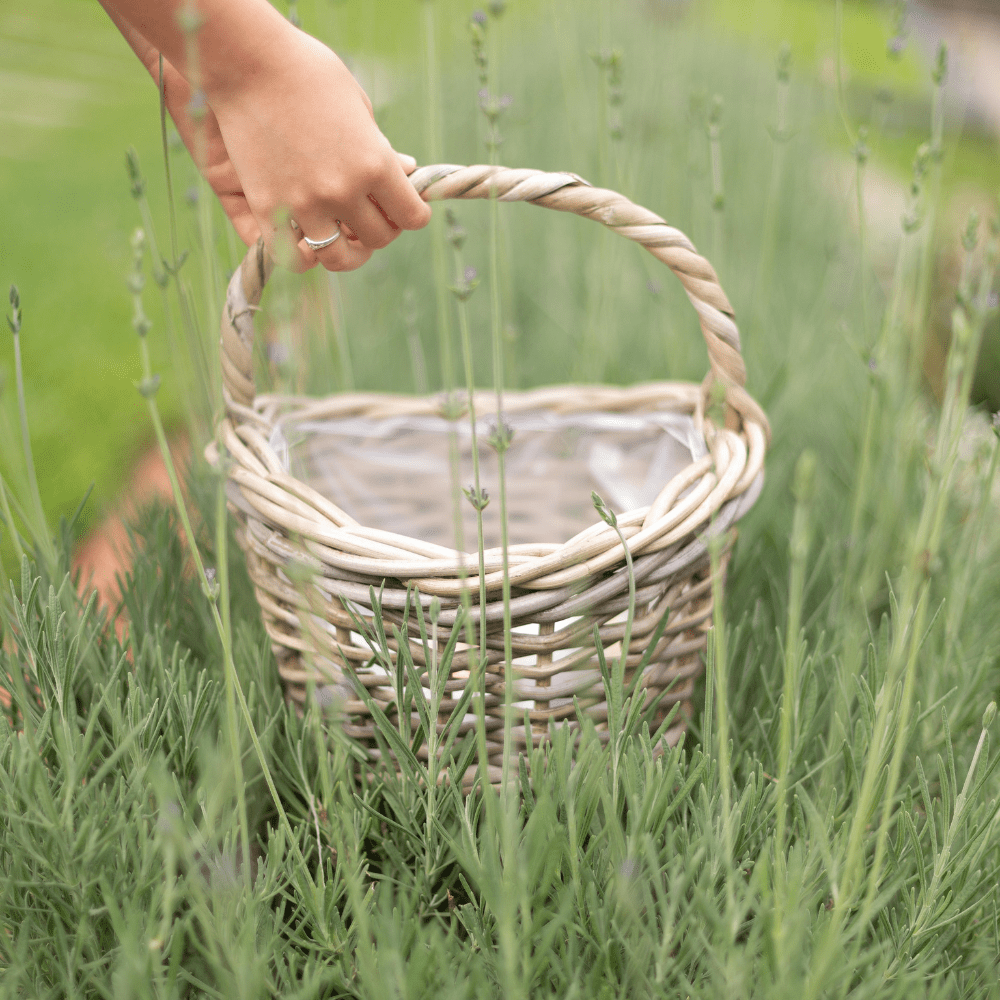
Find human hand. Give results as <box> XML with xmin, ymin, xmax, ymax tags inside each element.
<box><xmin>202</xmin><ymin>21</ymin><xmax>431</xmax><ymax>272</ymax></box>
<box><xmin>114</xmin><ymin>6</ymin><xmax>428</xmax><ymax>272</ymax></box>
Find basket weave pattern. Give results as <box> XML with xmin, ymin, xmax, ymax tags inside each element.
<box><xmin>213</xmin><ymin>164</ymin><xmax>768</xmax><ymax>781</ymax></box>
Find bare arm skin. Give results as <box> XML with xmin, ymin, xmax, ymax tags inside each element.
<box><xmin>99</xmin><ymin>0</ymin><xmax>430</xmax><ymax>272</ymax></box>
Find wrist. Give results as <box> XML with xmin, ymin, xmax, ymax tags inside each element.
<box><xmin>191</xmin><ymin>0</ymin><xmax>301</xmax><ymax>101</ymax></box>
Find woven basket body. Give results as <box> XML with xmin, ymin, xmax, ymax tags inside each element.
<box><xmin>213</xmin><ymin>164</ymin><xmax>768</xmax><ymax>785</ymax></box>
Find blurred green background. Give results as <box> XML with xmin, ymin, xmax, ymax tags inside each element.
<box><xmin>1</xmin><ymin>0</ymin><xmax>997</xmax><ymax>546</ymax></box>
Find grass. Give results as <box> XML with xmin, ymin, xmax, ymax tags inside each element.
<box><xmin>2</xmin><ymin>0</ymin><xmax>1000</xmax><ymax>996</ymax></box>
<box><xmin>0</xmin><ymin>0</ymin><xmax>182</xmax><ymax>536</ymax></box>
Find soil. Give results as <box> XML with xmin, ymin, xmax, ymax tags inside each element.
<box><xmin>73</xmin><ymin>438</ymin><xmax>188</xmax><ymax>610</ymax></box>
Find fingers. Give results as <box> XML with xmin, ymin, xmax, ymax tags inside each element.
<box><xmin>342</xmin><ymin>194</ymin><xmax>398</xmax><ymax>250</ymax></box>
<box><xmin>335</xmin><ymin>140</ymin><xmax>427</xmax><ymax>248</ymax></box>
<box><xmin>216</xmin><ymin>193</ymin><xmax>261</xmax><ymax>246</ymax></box>
<box><xmin>369</xmin><ymin>194</ymin><xmax>399</xmax><ymax>231</ymax></box>
<box><xmin>369</xmin><ymin>157</ymin><xmax>431</xmax><ymax>233</ymax></box>
<box><xmin>259</xmin><ymin>144</ymin><xmax>428</xmax><ymax>269</ymax></box>
<box><xmin>395</xmin><ymin>151</ymin><xmax>418</xmax><ymax>175</ymax></box>
<box><xmin>290</xmin><ymin>214</ymin><xmax>373</xmax><ymax>272</ymax></box>
<box><xmin>308</xmin><ymin>232</ymin><xmax>373</xmax><ymax>272</ymax></box>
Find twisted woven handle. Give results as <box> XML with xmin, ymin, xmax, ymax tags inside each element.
<box><xmin>219</xmin><ymin>163</ymin><xmax>768</xmax><ymax>435</ymax></box>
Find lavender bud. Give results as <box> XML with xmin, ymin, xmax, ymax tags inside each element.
<box><xmin>932</xmin><ymin>43</ymin><xmax>947</xmax><ymax>86</ymax></box>
<box><xmin>137</xmin><ymin>374</ymin><xmax>161</xmax><ymax>398</ymax></box>
<box><xmin>984</xmin><ymin>702</ymin><xmax>997</xmax><ymax>731</ymax></box>
<box><xmin>7</xmin><ymin>285</ymin><xmax>21</xmax><ymax>335</ymax></box>
<box><xmin>126</xmin><ymin>147</ymin><xmax>145</xmax><ymax>199</ymax></box>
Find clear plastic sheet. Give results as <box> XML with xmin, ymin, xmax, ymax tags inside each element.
<box><xmin>272</xmin><ymin>409</ymin><xmax>707</xmax><ymax>549</ymax></box>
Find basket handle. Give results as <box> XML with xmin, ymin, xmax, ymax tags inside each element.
<box><xmin>219</xmin><ymin>163</ymin><xmax>768</xmax><ymax>436</ymax></box>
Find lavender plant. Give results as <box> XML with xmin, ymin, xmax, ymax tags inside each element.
<box><xmin>2</xmin><ymin>2</ymin><xmax>1000</xmax><ymax>997</ymax></box>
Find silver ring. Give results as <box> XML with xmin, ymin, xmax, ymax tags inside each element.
<box><xmin>302</xmin><ymin>227</ymin><xmax>342</xmax><ymax>251</ymax></box>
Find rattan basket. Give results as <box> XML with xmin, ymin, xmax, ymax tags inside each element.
<box><xmin>211</xmin><ymin>163</ymin><xmax>769</xmax><ymax>786</ymax></box>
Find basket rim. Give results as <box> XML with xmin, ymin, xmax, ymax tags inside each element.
<box><xmin>209</xmin><ymin>379</ymin><xmax>765</xmax><ymax>588</ymax></box>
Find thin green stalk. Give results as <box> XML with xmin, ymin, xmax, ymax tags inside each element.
<box><xmin>326</xmin><ymin>273</ymin><xmax>354</xmax><ymax>391</ymax></box>
<box><xmin>834</xmin><ymin>0</ymin><xmax>857</xmax><ymax>147</ymax></box>
<box><xmin>11</xmin><ymin>345</ymin><xmax>41</xmax><ymax>539</ymax></box>
<box><xmin>477</xmin><ymin>14</ymin><xmax>527</xmax><ymax>989</ymax></box>
<box><xmin>156</xmin><ymin>818</ymin><xmax>178</xmax><ymax>949</ymax></box>
<box><xmin>127</xmin><ymin>143</ymin><xmax>199</xmax><ymax>447</ymax></box>
<box><xmin>941</xmin><ymin>417</ymin><xmax>1000</xmax><ymax>670</ymax></box>
<box><xmin>446</xmin><ymin>223</ymin><xmax>491</xmax><ymax>791</ymax></box>
<box><xmin>450</xmin><ymin>252</ymin><xmax>489</xmax><ymax>665</ymax></box>
<box><xmin>8</xmin><ymin>300</ymin><xmax>54</xmax><ymax>571</ymax></box>
<box><xmin>424</xmin><ymin>601</ymin><xmax>441</xmax><ymax>882</ymax></box>
<box><xmin>597</xmin><ymin>1</ymin><xmax>611</xmax><ymax>186</ymax></box>
<box><xmin>854</xmin><ymin>132</ymin><xmax>870</xmax><ymax>345</ymax></box>
<box><xmin>772</xmin><ymin>458</ymin><xmax>815</xmax><ymax>983</ymax></box>
<box><xmin>403</xmin><ymin>290</ymin><xmax>429</xmax><ymax>395</ymax></box>
<box><xmin>592</xmin><ymin>492</ymin><xmax>636</xmax><ymax>813</ymax></box>
<box><xmin>906</xmin><ymin>46</ymin><xmax>948</xmax><ymax>400</ymax></box>
<box><xmin>166</xmin><ymin>12</ymin><xmax>219</xmax><ymax>429</ymax></box>
<box><xmin>177</xmin><ymin>3</ymin><xmax>221</xmax><ymax>383</ymax></box>
<box><xmin>707</xmin><ymin>96</ymin><xmax>726</xmax><ymax>277</ymax></box>
<box><xmin>841</xmin><ymin>229</ymin><xmax>910</xmax><ymax>612</ymax></box>
<box><xmin>195</xmin><ymin>178</ymin><xmax>220</xmax><ymax>348</ymax></box>
<box><xmin>481</xmin><ymin>0</ymin><xmax>517</xmax><ymax>809</ymax></box>
<box><xmin>158</xmin><ymin>56</ymin><xmax>180</xmax><ymax>273</ymax></box>
<box><xmin>423</xmin><ymin>0</ymin><xmax>477</xmax><ymax>729</ymax></box>
<box><xmin>752</xmin><ymin>45</ymin><xmax>791</xmax><ymax>329</ymax></box>
<box><xmin>709</xmin><ymin>534</ymin><xmax>732</xmax><ymax>879</ymax></box>
<box><xmin>422</xmin><ymin>0</ymin><xmax>442</xmax><ymax>165</ymax></box>
<box><xmin>126</xmin><ymin>149</ymin><xmax>167</xmax><ymax>290</ymax></box>
<box><xmin>775</xmin><ymin>451</ymin><xmax>815</xmax><ymax>852</ymax></box>
<box><xmin>214</xmin><ymin>462</ymin><xmax>250</xmax><ymax>889</ymax></box>
<box><xmin>422</xmin><ymin>0</ymin><xmax>453</xmax><ymax>401</ymax></box>
<box><xmin>0</xmin><ymin>473</ymin><xmax>25</xmax><ymax>569</ymax></box>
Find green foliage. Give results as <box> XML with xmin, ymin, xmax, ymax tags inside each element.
<box><xmin>3</xmin><ymin>0</ymin><xmax>1000</xmax><ymax>996</ymax></box>
<box><xmin>2</xmin><ymin>463</ymin><xmax>1000</xmax><ymax>995</ymax></box>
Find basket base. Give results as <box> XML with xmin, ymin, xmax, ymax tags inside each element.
<box><xmin>257</xmin><ymin>550</ymin><xmax>727</xmax><ymax>791</ymax></box>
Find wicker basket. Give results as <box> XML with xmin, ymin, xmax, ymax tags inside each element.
<box><xmin>211</xmin><ymin>164</ymin><xmax>769</xmax><ymax>786</ymax></box>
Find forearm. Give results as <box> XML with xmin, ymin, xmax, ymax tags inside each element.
<box><xmin>98</xmin><ymin>0</ymin><xmax>296</xmax><ymax>98</ymax></box>
<box><xmin>98</xmin><ymin>0</ymin><xmax>157</xmax><ymax>77</ymax></box>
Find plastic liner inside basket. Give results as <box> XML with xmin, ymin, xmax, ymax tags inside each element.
<box><xmin>270</xmin><ymin>408</ymin><xmax>707</xmax><ymax>549</ymax></box>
